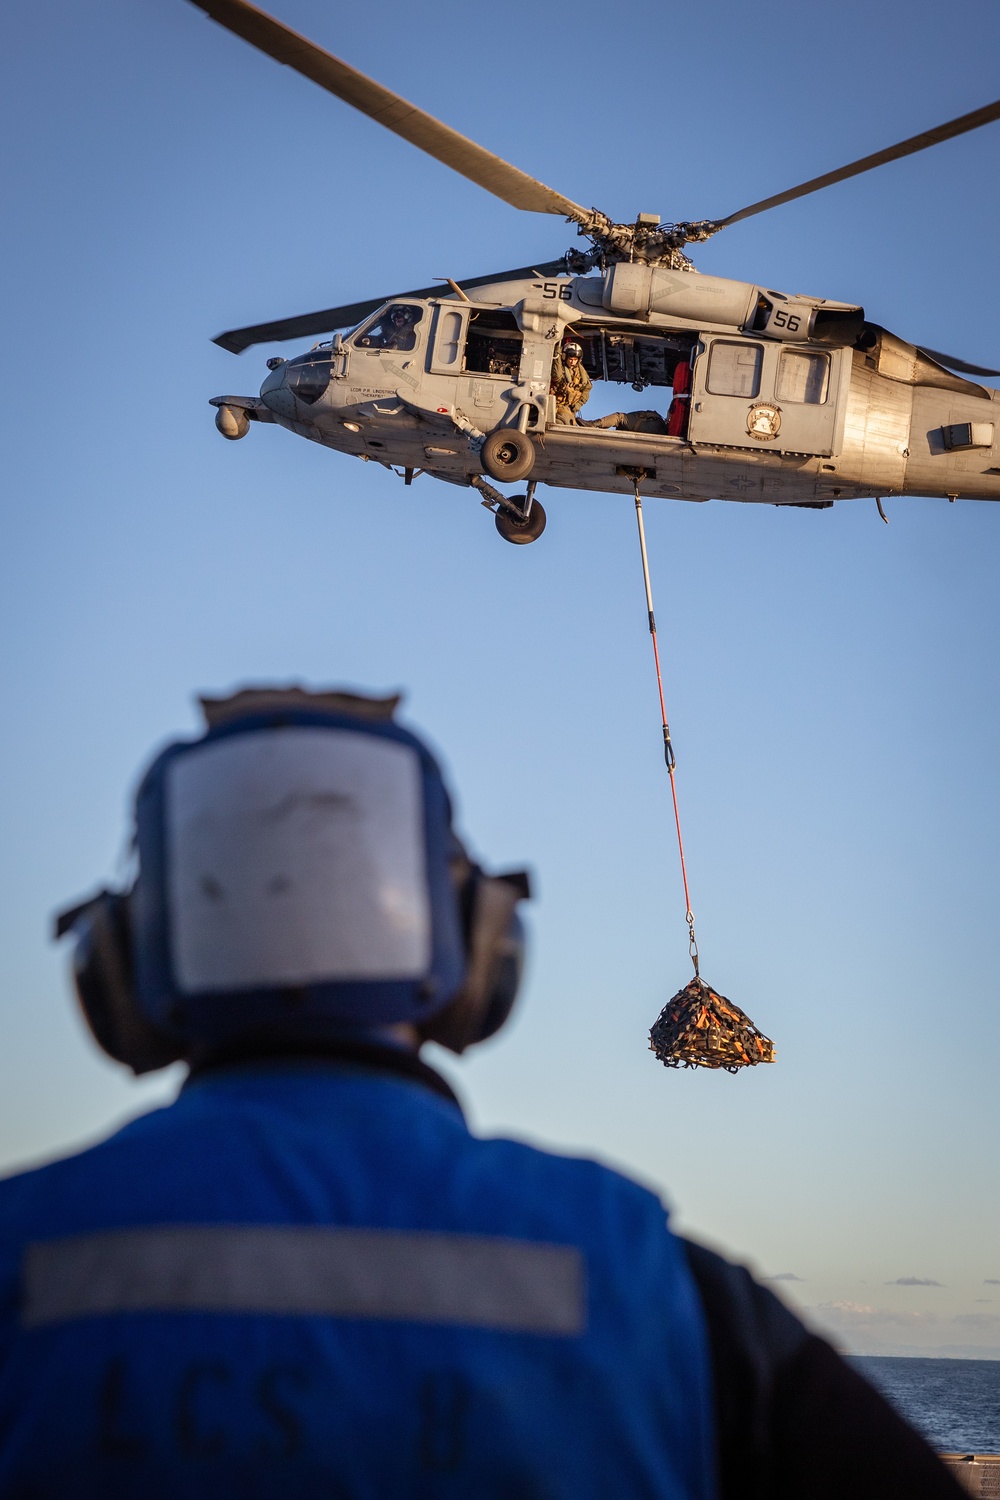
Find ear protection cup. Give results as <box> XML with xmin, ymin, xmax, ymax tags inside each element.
<box><xmin>55</xmin><ymin>893</ymin><xmax>182</xmax><ymax>1075</ymax></box>
<box><xmin>418</xmin><ymin>869</ymin><xmax>529</xmax><ymax>1054</ymax></box>
<box><xmin>58</xmin><ymin>866</ymin><xmax>528</xmax><ymax>1067</ymax></box>
<box><xmin>57</xmin><ymin>863</ymin><xmax>528</xmax><ymax>1068</ymax></box>
<box><xmin>476</xmin><ymin>906</ymin><xmax>525</xmax><ymax>1043</ymax></box>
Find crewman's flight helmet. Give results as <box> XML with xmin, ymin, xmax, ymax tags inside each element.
<box><xmin>56</xmin><ymin>688</ymin><xmax>529</xmax><ymax>1073</ymax></box>
<box><xmin>562</xmin><ymin>342</ymin><xmax>583</xmax><ymax>359</ymax></box>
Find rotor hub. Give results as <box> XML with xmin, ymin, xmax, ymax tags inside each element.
<box><xmin>571</xmin><ymin>211</ymin><xmax>722</xmax><ymax>272</ymax></box>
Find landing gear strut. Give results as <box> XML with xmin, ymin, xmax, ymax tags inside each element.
<box><xmin>474</xmin><ymin>478</ymin><xmax>547</xmax><ymax>545</ymax></box>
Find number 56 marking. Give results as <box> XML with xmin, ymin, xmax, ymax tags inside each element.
<box><xmin>541</xmin><ymin>282</ymin><xmax>574</xmax><ymax>301</ymax></box>
<box><xmin>772</xmin><ymin>309</ymin><xmax>802</xmax><ymax>332</ymax></box>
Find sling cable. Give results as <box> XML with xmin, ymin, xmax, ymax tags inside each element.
<box><xmin>630</xmin><ymin>479</ymin><xmax>775</xmax><ymax>1074</ymax></box>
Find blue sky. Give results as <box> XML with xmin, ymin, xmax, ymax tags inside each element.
<box><xmin>2</xmin><ymin>0</ymin><xmax>999</xmax><ymax>1356</ymax></box>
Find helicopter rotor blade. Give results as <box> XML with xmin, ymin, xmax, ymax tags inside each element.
<box><xmin>188</xmin><ymin>0</ymin><xmax>591</xmax><ymax>225</ymax></box>
<box><xmin>713</xmin><ymin>97</ymin><xmax>1000</xmax><ymax>229</ymax></box>
<box><xmin>916</xmin><ymin>346</ymin><xmax>1000</xmax><ymax>378</ymax></box>
<box><xmin>213</xmin><ymin>260</ymin><xmax>571</xmax><ymax>353</ymax></box>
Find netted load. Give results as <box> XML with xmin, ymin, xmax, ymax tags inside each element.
<box><xmin>649</xmin><ymin>977</ymin><xmax>775</xmax><ymax>1074</ymax></box>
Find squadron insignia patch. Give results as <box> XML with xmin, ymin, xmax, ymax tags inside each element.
<box><xmin>746</xmin><ymin>403</ymin><xmax>782</xmax><ymax>441</ymax></box>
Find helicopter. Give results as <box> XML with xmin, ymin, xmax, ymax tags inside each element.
<box><xmin>192</xmin><ymin>0</ymin><xmax>1000</xmax><ymax>544</ymax></box>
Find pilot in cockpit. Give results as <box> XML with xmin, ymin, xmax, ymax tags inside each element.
<box><xmin>358</xmin><ymin>304</ymin><xmax>421</xmax><ymax>352</ymax></box>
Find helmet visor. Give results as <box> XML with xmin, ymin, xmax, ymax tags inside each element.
<box><xmin>165</xmin><ymin>727</ymin><xmax>432</xmax><ymax>994</ymax></box>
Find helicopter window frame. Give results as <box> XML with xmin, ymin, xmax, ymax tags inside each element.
<box><xmin>705</xmin><ymin>341</ymin><xmax>764</xmax><ymax>399</ymax></box>
<box><xmin>775</xmin><ymin>349</ymin><xmax>831</xmax><ymax>405</ymax></box>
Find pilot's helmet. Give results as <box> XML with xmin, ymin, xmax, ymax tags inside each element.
<box><xmin>389</xmin><ymin>306</ymin><xmax>413</xmax><ymax>325</ymax></box>
<box><xmin>563</xmin><ymin>342</ymin><xmax>583</xmax><ymax>360</ymax></box>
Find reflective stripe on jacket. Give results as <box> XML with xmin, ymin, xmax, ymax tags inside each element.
<box><xmin>0</xmin><ymin>1063</ymin><xmax>716</xmax><ymax>1500</ymax></box>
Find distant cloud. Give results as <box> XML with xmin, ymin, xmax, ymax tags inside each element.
<box><xmin>765</xmin><ymin>1272</ymin><xmax>804</xmax><ymax>1282</ymax></box>
<box><xmin>886</xmin><ymin>1277</ymin><xmax>942</xmax><ymax>1287</ymax></box>
<box><xmin>953</xmin><ymin>1313</ymin><xmax>1000</xmax><ymax>1332</ymax></box>
<box><xmin>818</xmin><ymin>1301</ymin><xmax>924</xmax><ymax>1326</ymax></box>
<box><xmin>985</xmin><ymin>1279</ymin><xmax>1000</xmax><ymax>1285</ymax></box>
<box><xmin>807</xmin><ymin>1301</ymin><xmax>1000</xmax><ymax>1357</ymax></box>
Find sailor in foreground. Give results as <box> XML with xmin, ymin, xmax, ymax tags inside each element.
<box><xmin>0</xmin><ymin>687</ymin><xmax>964</xmax><ymax>1499</ymax></box>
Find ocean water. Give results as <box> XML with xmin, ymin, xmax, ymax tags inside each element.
<box><xmin>850</xmin><ymin>1357</ymin><xmax>1000</xmax><ymax>1453</ymax></box>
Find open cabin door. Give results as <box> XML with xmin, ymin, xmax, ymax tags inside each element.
<box><xmin>688</xmin><ymin>336</ymin><xmax>850</xmax><ymax>456</ymax></box>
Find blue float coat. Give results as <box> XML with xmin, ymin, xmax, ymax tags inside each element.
<box><xmin>0</xmin><ymin>1063</ymin><xmax>716</xmax><ymax>1499</ymax></box>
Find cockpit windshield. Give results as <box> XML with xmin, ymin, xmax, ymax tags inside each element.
<box><xmin>284</xmin><ymin>349</ymin><xmax>334</xmax><ymax>405</ymax></box>
<box><xmin>353</xmin><ymin>304</ymin><xmax>424</xmax><ymax>353</ymax></box>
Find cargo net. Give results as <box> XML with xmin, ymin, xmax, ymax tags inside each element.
<box><xmin>649</xmin><ymin>978</ymin><xmax>775</xmax><ymax>1074</ymax></box>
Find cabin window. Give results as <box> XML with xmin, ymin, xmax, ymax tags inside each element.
<box><xmin>435</xmin><ymin>309</ymin><xmax>464</xmax><ymax>367</ymax></box>
<box><xmin>706</xmin><ymin>342</ymin><xmax>763</xmax><ymax>398</ymax></box>
<box><xmin>464</xmin><ymin>309</ymin><xmax>522</xmax><ymax>377</ymax></box>
<box><xmin>776</xmin><ymin>349</ymin><xmax>830</xmax><ymax>404</ymax></box>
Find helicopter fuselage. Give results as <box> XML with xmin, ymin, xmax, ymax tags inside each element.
<box><xmin>212</xmin><ymin>269</ymin><xmax>1000</xmax><ymax>510</ymax></box>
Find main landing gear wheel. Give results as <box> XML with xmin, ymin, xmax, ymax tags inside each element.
<box><xmin>481</xmin><ymin>428</ymin><xmax>535</xmax><ymax>483</ymax></box>
<box><xmin>495</xmin><ymin>498</ymin><xmax>546</xmax><ymax>544</ymax></box>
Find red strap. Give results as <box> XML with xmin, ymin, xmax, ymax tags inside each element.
<box><xmin>666</xmin><ymin>398</ymin><xmax>688</xmax><ymax>437</ymax></box>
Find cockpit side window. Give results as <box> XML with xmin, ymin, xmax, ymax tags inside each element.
<box><xmin>354</xmin><ymin>304</ymin><xmax>424</xmax><ymax>352</ymax></box>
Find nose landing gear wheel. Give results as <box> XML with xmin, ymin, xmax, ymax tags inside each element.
<box><xmin>495</xmin><ymin>499</ymin><xmax>546</xmax><ymax>544</ymax></box>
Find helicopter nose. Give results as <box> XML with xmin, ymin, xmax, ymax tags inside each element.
<box><xmin>259</xmin><ymin>360</ymin><xmax>296</xmax><ymax>420</ymax></box>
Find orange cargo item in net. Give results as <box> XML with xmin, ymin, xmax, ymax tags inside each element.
<box><xmin>649</xmin><ymin>978</ymin><xmax>775</xmax><ymax>1074</ymax></box>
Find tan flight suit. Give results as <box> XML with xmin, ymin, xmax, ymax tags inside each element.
<box><xmin>551</xmin><ymin>352</ymin><xmax>592</xmax><ymax>424</ymax></box>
